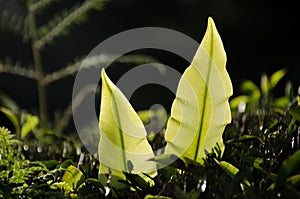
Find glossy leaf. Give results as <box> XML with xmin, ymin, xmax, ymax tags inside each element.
<box><xmin>164</xmin><ymin>17</ymin><xmax>233</xmax><ymax>163</ymax></box>
<box><xmin>61</xmin><ymin>165</ymin><xmax>85</xmax><ymax>191</ymax></box>
<box><xmin>98</xmin><ymin>69</ymin><xmax>157</xmax><ymax>186</ymax></box>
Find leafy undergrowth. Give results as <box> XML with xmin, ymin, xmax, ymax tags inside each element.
<box><xmin>1</xmin><ymin>70</ymin><xmax>300</xmax><ymax>198</ymax></box>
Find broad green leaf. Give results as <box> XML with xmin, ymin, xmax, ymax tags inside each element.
<box><xmin>61</xmin><ymin>165</ymin><xmax>85</xmax><ymax>191</ymax></box>
<box><xmin>98</xmin><ymin>69</ymin><xmax>157</xmax><ymax>187</ymax></box>
<box><xmin>164</xmin><ymin>17</ymin><xmax>233</xmax><ymax>163</ymax></box>
<box><xmin>270</xmin><ymin>68</ymin><xmax>286</xmax><ymax>90</ymax></box>
<box><xmin>21</xmin><ymin>114</ymin><xmax>39</xmax><ymax>139</ymax></box>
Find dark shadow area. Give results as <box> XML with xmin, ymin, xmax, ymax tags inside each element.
<box><xmin>0</xmin><ymin>0</ymin><xmax>299</xmax><ymax>122</ymax></box>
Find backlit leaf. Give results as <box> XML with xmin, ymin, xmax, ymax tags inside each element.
<box><xmin>61</xmin><ymin>165</ymin><xmax>85</xmax><ymax>191</ymax></box>
<box><xmin>98</xmin><ymin>69</ymin><xmax>157</xmax><ymax>187</ymax></box>
<box><xmin>21</xmin><ymin>114</ymin><xmax>39</xmax><ymax>139</ymax></box>
<box><xmin>164</xmin><ymin>17</ymin><xmax>233</xmax><ymax>163</ymax></box>
<box><xmin>270</xmin><ymin>68</ymin><xmax>286</xmax><ymax>90</ymax></box>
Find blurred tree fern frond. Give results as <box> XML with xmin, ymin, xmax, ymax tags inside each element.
<box><xmin>0</xmin><ymin>0</ymin><xmax>110</xmax><ymax>123</ymax></box>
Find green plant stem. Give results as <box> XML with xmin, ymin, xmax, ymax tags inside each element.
<box><xmin>28</xmin><ymin>5</ymin><xmax>47</xmax><ymax>121</ymax></box>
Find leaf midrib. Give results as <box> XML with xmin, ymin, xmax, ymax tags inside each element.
<box><xmin>193</xmin><ymin>25</ymin><xmax>214</xmax><ymax>161</ymax></box>
<box><xmin>104</xmin><ymin>77</ymin><xmax>128</xmax><ymax>172</ymax></box>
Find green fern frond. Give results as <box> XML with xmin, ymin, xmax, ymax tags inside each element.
<box><xmin>0</xmin><ymin>127</ymin><xmax>18</xmax><ymax>160</ymax></box>
<box><xmin>43</xmin><ymin>54</ymin><xmax>160</xmax><ymax>85</ymax></box>
<box><xmin>0</xmin><ymin>62</ymin><xmax>37</xmax><ymax>80</ymax></box>
<box><xmin>43</xmin><ymin>56</ymin><xmax>85</xmax><ymax>85</ymax></box>
<box><xmin>29</xmin><ymin>0</ymin><xmax>61</xmax><ymax>13</ymax></box>
<box><xmin>35</xmin><ymin>0</ymin><xmax>108</xmax><ymax>49</ymax></box>
<box><xmin>116</xmin><ymin>54</ymin><xmax>160</xmax><ymax>65</ymax></box>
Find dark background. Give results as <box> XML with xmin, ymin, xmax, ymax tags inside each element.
<box><xmin>0</xmin><ymin>0</ymin><xmax>299</xmax><ymax>122</ymax></box>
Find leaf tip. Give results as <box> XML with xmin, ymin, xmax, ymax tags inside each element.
<box><xmin>207</xmin><ymin>17</ymin><xmax>216</xmax><ymax>31</ymax></box>
<box><xmin>101</xmin><ymin>68</ymin><xmax>113</xmax><ymax>89</ymax></box>
<box><xmin>101</xmin><ymin>67</ymin><xmax>106</xmax><ymax>77</ymax></box>
<box><xmin>207</xmin><ymin>16</ymin><xmax>214</xmax><ymax>24</ymax></box>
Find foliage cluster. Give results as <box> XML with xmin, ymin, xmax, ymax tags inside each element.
<box><xmin>1</xmin><ymin>68</ymin><xmax>300</xmax><ymax>198</ymax></box>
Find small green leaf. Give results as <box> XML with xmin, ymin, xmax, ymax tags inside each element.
<box><xmin>217</xmin><ymin>160</ymin><xmax>239</xmax><ymax>178</ymax></box>
<box><xmin>270</xmin><ymin>68</ymin><xmax>286</xmax><ymax>90</ymax></box>
<box><xmin>21</xmin><ymin>114</ymin><xmax>39</xmax><ymax>139</ymax></box>
<box><xmin>253</xmin><ymin>158</ymin><xmax>266</xmax><ymax>173</ymax></box>
<box><xmin>61</xmin><ymin>165</ymin><xmax>85</xmax><ymax>191</ymax></box>
<box><xmin>260</xmin><ymin>73</ymin><xmax>270</xmax><ymax>94</ymax></box>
